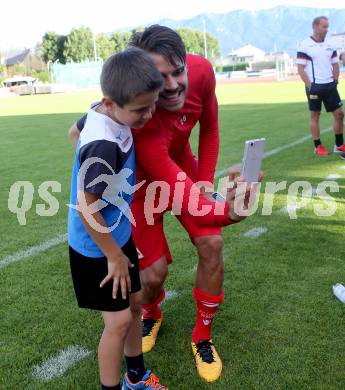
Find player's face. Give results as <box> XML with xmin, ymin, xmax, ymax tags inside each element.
<box><xmin>105</xmin><ymin>90</ymin><xmax>159</xmax><ymax>129</ymax></box>
<box><xmin>314</xmin><ymin>19</ymin><xmax>329</xmax><ymax>40</ymax></box>
<box><xmin>149</xmin><ymin>53</ymin><xmax>188</xmax><ymax>112</ymax></box>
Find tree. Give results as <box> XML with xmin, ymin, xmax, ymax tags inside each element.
<box><xmin>110</xmin><ymin>32</ymin><xmax>132</xmax><ymax>53</ymax></box>
<box><xmin>204</xmin><ymin>32</ymin><xmax>221</xmax><ymax>64</ymax></box>
<box><xmin>42</xmin><ymin>31</ymin><xmax>59</xmax><ymax>63</ymax></box>
<box><xmin>132</xmin><ymin>26</ymin><xmax>144</xmax><ymax>32</ymax></box>
<box><xmin>176</xmin><ymin>28</ymin><xmax>221</xmax><ymax>65</ymax></box>
<box><xmin>56</xmin><ymin>35</ymin><xmax>67</xmax><ymax>64</ymax></box>
<box><xmin>64</xmin><ymin>27</ymin><xmax>93</xmax><ymax>62</ymax></box>
<box><xmin>7</xmin><ymin>64</ymin><xmax>26</xmax><ymax>77</ymax></box>
<box><xmin>96</xmin><ymin>33</ymin><xmax>114</xmax><ymax>60</ymax></box>
<box><xmin>41</xmin><ymin>32</ymin><xmax>67</xmax><ymax>64</ymax></box>
<box><xmin>34</xmin><ymin>42</ymin><xmax>43</xmax><ymax>59</ymax></box>
<box><xmin>177</xmin><ymin>28</ymin><xmax>200</xmax><ymax>54</ymax></box>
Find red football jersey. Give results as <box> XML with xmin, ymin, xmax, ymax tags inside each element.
<box><xmin>132</xmin><ymin>54</ymin><xmax>233</xmax><ymax>227</ymax></box>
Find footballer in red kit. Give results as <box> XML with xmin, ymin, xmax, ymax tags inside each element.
<box><xmin>130</xmin><ymin>28</ymin><xmax>233</xmax><ymax>383</ymax></box>
<box><xmin>69</xmin><ymin>25</ymin><xmax>262</xmax><ymax>383</ymax></box>
<box><xmin>132</xmin><ymin>53</ymin><xmax>234</xmax><ymax>269</ymax></box>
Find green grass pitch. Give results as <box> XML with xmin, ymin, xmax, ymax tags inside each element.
<box><xmin>1</xmin><ymin>80</ymin><xmax>345</xmax><ymax>389</ymax></box>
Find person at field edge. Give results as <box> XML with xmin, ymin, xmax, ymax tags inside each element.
<box><xmin>297</xmin><ymin>16</ymin><xmax>345</xmax><ymax>157</ymax></box>
<box><xmin>67</xmin><ymin>48</ymin><xmax>168</xmax><ymax>390</ymax></box>
<box><xmin>69</xmin><ymin>25</ymin><xmax>263</xmax><ymax>383</ymax></box>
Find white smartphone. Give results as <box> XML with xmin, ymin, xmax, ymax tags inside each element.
<box><xmin>240</xmin><ymin>138</ymin><xmax>266</xmax><ymax>183</ymax></box>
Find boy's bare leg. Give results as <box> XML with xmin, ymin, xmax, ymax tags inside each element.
<box><xmin>99</xmin><ymin>309</ymin><xmax>132</xmax><ymax>386</ymax></box>
<box><xmin>124</xmin><ymin>291</ymin><xmax>143</xmax><ymax>356</ymax></box>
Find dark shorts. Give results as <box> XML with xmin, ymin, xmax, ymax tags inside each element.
<box><xmin>69</xmin><ymin>236</ymin><xmax>141</xmax><ymax>312</ymax></box>
<box><xmin>306</xmin><ymin>81</ymin><xmax>343</xmax><ymax>112</ymax></box>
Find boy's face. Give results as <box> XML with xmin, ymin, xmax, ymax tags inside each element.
<box><xmin>148</xmin><ymin>53</ymin><xmax>188</xmax><ymax>112</ymax></box>
<box><xmin>104</xmin><ymin>90</ymin><xmax>159</xmax><ymax>129</ymax></box>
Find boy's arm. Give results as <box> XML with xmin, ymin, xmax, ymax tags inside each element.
<box><xmin>77</xmin><ymin>137</ymin><xmax>133</xmax><ymax>299</ymax></box>
<box><xmin>77</xmin><ymin>191</ymin><xmax>133</xmax><ymax>299</ymax></box>
<box><xmin>68</xmin><ymin>113</ymin><xmax>87</xmax><ymax>149</ymax></box>
<box><xmin>68</xmin><ymin>123</ymin><xmax>81</xmax><ymax>149</ymax></box>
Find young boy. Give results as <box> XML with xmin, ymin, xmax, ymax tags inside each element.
<box><xmin>67</xmin><ymin>48</ymin><xmax>167</xmax><ymax>390</ymax></box>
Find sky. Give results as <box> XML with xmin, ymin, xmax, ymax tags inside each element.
<box><xmin>1</xmin><ymin>0</ymin><xmax>345</xmax><ymax>51</ymax></box>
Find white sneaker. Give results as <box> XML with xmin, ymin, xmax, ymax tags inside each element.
<box><xmin>333</xmin><ymin>144</ymin><xmax>345</xmax><ymax>159</ymax></box>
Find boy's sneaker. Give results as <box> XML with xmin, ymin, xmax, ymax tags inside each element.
<box><xmin>142</xmin><ymin>318</ymin><xmax>162</xmax><ymax>353</ymax></box>
<box><xmin>191</xmin><ymin>340</ymin><xmax>222</xmax><ymax>382</ymax></box>
<box><xmin>314</xmin><ymin>144</ymin><xmax>330</xmax><ymax>156</ymax></box>
<box><xmin>333</xmin><ymin>144</ymin><xmax>345</xmax><ymax>159</ymax></box>
<box><xmin>122</xmin><ymin>370</ymin><xmax>168</xmax><ymax>389</ymax></box>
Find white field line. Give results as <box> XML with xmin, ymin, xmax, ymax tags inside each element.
<box><xmin>279</xmin><ymin>185</ymin><xmax>322</xmax><ymax>214</ymax></box>
<box><xmin>165</xmin><ymin>290</ymin><xmax>178</xmax><ymax>301</ymax></box>
<box><xmin>32</xmin><ymin>345</ymin><xmax>91</xmax><ymax>382</ymax></box>
<box><xmin>1</xmin><ymin>126</ymin><xmax>334</xmax><ymax>269</ymax></box>
<box><xmin>280</xmin><ymin>205</ymin><xmax>297</xmax><ymax>214</ymax></box>
<box><xmin>326</xmin><ymin>174</ymin><xmax>341</xmax><ymax>180</ymax></box>
<box><xmin>304</xmin><ymin>186</ymin><xmax>320</xmax><ymax>197</ymax></box>
<box><xmin>215</xmin><ymin>126</ymin><xmax>332</xmax><ymax>179</ymax></box>
<box><xmin>243</xmin><ymin>227</ymin><xmax>268</xmax><ymax>238</ymax></box>
<box><xmin>0</xmin><ymin>234</ymin><xmax>67</xmax><ymax>270</ymax></box>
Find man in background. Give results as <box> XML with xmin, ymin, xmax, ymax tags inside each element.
<box><xmin>297</xmin><ymin>16</ymin><xmax>345</xmax><ymax>157</ymax></box>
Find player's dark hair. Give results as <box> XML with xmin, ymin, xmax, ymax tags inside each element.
<box><xmin>130</xmin><ymin>25</ymin><xmax>186</xmax><ymax>67</ymax></box>
<box><xmin>100</xmin><ymin>47</ymin><xmax>163</xmax><ymax>107</ymax></box>
<box><xmin>312</xmin><ymin>16</ymin><xmax>328</xmax><ymax>28</ymax></box>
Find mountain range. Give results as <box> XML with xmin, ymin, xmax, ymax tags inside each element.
<box><xmin>129</xmin><ymin>6</ymin><xmax>345</xmax><ymax>56</ymax></box>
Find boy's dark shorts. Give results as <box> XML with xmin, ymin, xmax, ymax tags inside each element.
<box><xmin>69</xmin><ymin>236</ymin><xmax>141</xmax><ymax>312</ymax></box>
<box><xmin>306</xmin><ymin>81</ymin><xmax>343</xmax><ymax>112</ymax></box>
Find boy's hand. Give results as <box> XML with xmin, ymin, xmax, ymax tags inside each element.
<box><xmin>100</xmin><ymin>252</ymin><xmax>134</xmax><ymax>300</ymax></box>
<box><xmin>226</xmin><ymin>168</ymin><xmax>264</xmax><ymax>221</ymax></box>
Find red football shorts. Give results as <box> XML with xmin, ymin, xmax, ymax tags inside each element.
<box><xmin>132</xmin><ymin>153</ymin><xmax>221</xmax><ymax>270</ymax></box>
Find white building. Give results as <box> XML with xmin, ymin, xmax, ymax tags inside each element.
<box><xmin>264</xmin><ymin>51</ymin><xmax>290</xmax><ymax>62</ymax></box>
<box><xmin>222</xmin><ymin>44</ymin><xmax>266</xmax><ymax>67</ymax></box>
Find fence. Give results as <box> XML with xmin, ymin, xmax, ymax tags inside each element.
<box><xmin>49</xmin><ymin>60</ymin><xmax>103</xmax><ymax>89</ymax></box>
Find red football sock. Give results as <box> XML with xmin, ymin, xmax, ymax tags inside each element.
<box><xmin>192</xmin><ymin>287</ymin><xmax>224</xmax><ymax>343</ymax></box>
<box><xmin>142</xmin><ymin>289</ymin><xmax>165</xmax><ymax>320</ymax></box>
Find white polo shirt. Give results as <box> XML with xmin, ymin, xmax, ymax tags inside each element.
<box><xmin>297</xmin><ymin>37</ymin><xmax>338</xmax><ymax>84</ymax></box>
